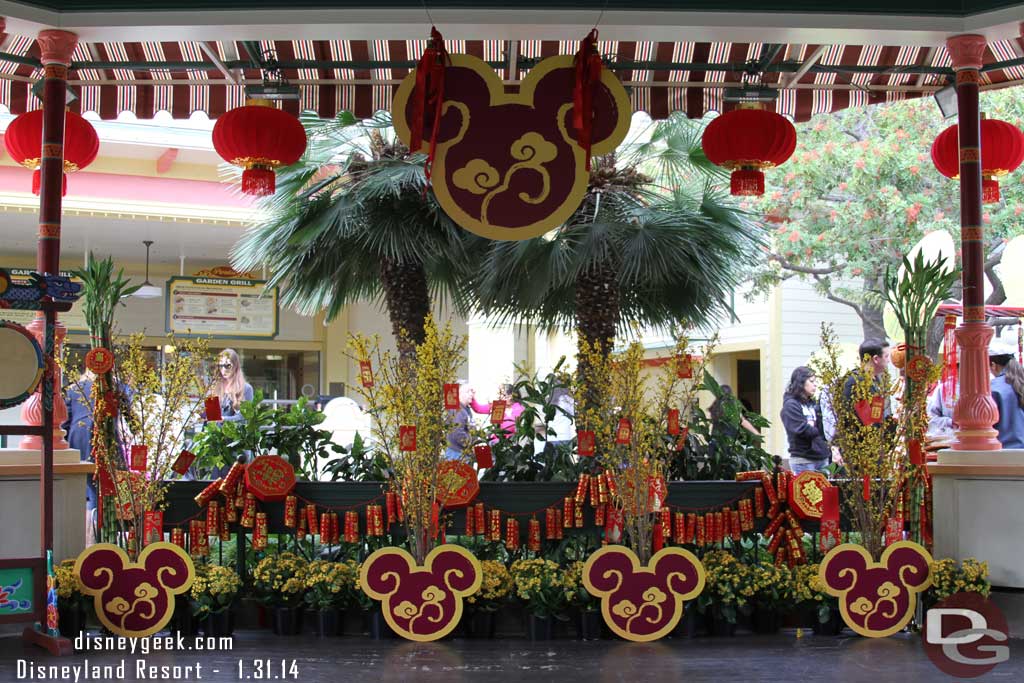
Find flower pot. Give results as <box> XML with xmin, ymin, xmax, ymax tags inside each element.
<box><xmin>703</xmin><ymin>610</ymin><xmax>737</xmax><ymax>637</ymax></box>
<box><xmin>202</xmin><ymin>609</ymin><xmax>235</xmax><ymax>638</ymax></box>
<box><xmin>463</xmin><ymin>610</ymin><xmax>497</xmax><ymax>639</ymax></box>
<box><xmin>671</xmin><ymin>604</ymin><xmax>700</xmax><ymax>639</ymax></box>
<box><xmin>365</xmin><ymin>607</ymin><xmax>395</xmax><ymax>640</ymax></box>
<box><xmin>171</xmin><ymin>597</ymin><xmax>201</xmax><ymax>637</ymax></box>
<box><xmin>577</xmin><ymin>610</ymin><xmax>603</xmax><ymax>641</ymax></box>
<box><xmin>812</xmin><ymin>607</ymin><xmax>844</xmax><ymax>636</ymax></box>
<box><xmin>270</xmin><ymin>606</ymin><xmax>304</xmax><ymax>636</ymax></box>
<box><xmin>311</xmin><ymin>609</ymin><xmax>341</xmax><ymax>637</ymax></box>
<box><xmin>58</xmin><ymin>603</ymin><xmax>87</xmax><ymax>639</ymax></box>
<box><xmin>526</xmin><ymin>614</ymin><xmax>554</xmax><ymax>641</ymax></box>
<box><xmin>752</xmin><ymin>607</ymin><xmax>780</xmax><ymax>634</ymax></box>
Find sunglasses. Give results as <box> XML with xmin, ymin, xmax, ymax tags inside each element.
<box><xmin>217</xmin><ymin>362</ymin><xmax>233</xmax><ymax>369</ymax></box>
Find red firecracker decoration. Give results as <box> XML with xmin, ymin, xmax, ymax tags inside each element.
<box><xmin>194</xmin><ymin>479</ymin><xmax>222</xmax><ymax>508</ymax></box>
<box><xmin>489</xmin><ymin>509</ymin><xmax>502</xmax><ymax>542</ymax></box>
<box><xmin>465</xmin><ymin>508</ymin><xmax>475</xmax><ymax>536</ymax></box>
<box><xmin>4</xmin><ymin>109</ymin><xmax>99</xmax><ymax>196</ymax></box>
<box><xmin>701</xmin><ymin>104</ymin><xmax>797</xmax><ymax>196</ymax></box>
<box><xmin>241</xmin><ymin>493</ymin><xmax>256</xmax><ymax>527</ymax></box>
<box><xmin>143</xmin><ymin>510</ymin><xmax>163</xmax><ymax>546</ymax></box>
<box><xmin>253</xmin><ymin>512</ymin><xmax>268</xmax><ymax>550</ymax></box>
<box><xmin>574</xmin><ymin>474</ymin><xmax>590</xmax><ymax>503</ymax></box>
<box><xmin>306</xmin><ymin>504</ymin><xmax>318</xmax><ymax>535</ymax></box>
<box><xmin>386</xmin><ymin>492</ymin><xmax>397</xmax><ymax>526</ymax></box>
<box><xmin>212</xmin><ymin>100</ymin><xmax>307</xmax><ymax>196</ymax></box>
<box><xmin>474</xmin><ymin>503</ymin><xmax>485</xmax><ymax>536</ymax></box>
<box><xmin>345</xmin><ymin>511</ymin><xmax>359</xmax><ymax>543</ymax></box>
<box><xmin>686</xmin><ymin>513</ymin><xmax>697</xmax><ymax>544</ymax></box>
<box><xmin>408</xmin><ymin>27</ymin><xmax>450</xmax><ymax>181</ymax></box>
<box><xmin>563</xmin><ymin>497</ymin><xmax>574</xmax><ymax>527</ymax></box>
<box><xmin>528</xmin><ymin>518</ymin><xmax>541</xmax><ymax>552</ymax></box>
<box><xmin>171</xmin><ymin>527</ymin><xmax>185</xmax><ymax>549</ymax></box>
<box><xmin>594</xmin><ymin>502</ymin><xmax>606</xmax><ymax>527</ymax></box>
<box><xmin>206</xmin><ymin>501</ymin><xmax>219</xmax><ymax>538</ymax></box>
<box><xmin>931</xmin><ymin>118</ymin><xmax>1024</xmax><ymax>203</ymax></box>
<box><xmin>505</xmin><ymin>518</ymin><xmax>520</xmax><ymax>551</ymax></box>
<box><xmin>219</xmin><ymin>461</ymin><xmax>246</xmax><ymax>496</ymax></box>
<box><xmin>574</xmin><ymin>500</ymin><xmax>584</xmax><ymax>528</ymax></box>
<box><xmin>674</xmin><ymin>512</ymin><xmax>685</xmax><ymax>544</ymax></box>
<box><xmin>284</xmin><ymin>495</ymin><xmax>297</xmax><ymax>528</ymax></box>
<box><xmin>652</xmin><ymin>522</ymin><xmax>664</xmax><ymax>552</ymax></box>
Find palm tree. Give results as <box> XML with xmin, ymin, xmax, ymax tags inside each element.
<box><xmin>231</xmin><ymin>112</ymin><xmax>472</xmax><ymax>359</ymax></box>
<box><xmin>466</xmin><ymin>113</ymin><xmax>764</xmax><ymax>408</ymax></box>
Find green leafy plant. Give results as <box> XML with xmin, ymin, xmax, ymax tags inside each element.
<box><xmin>265</xmin><ymin>397</ymin><xmax>345</xmax><ymax>480</ymax></box>
<box><xmin>190</xmin><ymin>389</ymin><xmax>276</xmax><ymax>472</ymax></box>
<box><xmin>321</xmin><ymin>432</ymin><xmax>391</xmax><ymax>482</ymax></box>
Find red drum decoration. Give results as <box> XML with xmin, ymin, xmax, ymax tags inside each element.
<box><xmin>931</xmin><ymin>118</ymin><xmax>1024</xmax><ymax>204</ymax></box>
<box><xmin>4</xmin><ymin>109</ymin><xmax>99</xmax><ymax>196</ymax></box>
<box><xmin>212</xmin><ymin>100</ymin><xmax>307</xmax><ymax>196</ymax></box>
<box><xmin>245</xmin><ymin>455</ymin><xmax>297</xmax><ymax>502</ymax></box>
<box><xmin>701</xmin><ymin>104</ymin><xmax>797</xmax><ymax>196</ymax></box>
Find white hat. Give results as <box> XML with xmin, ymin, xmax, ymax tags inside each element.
<box><xmin>988</xmin><ymin>336</ymin><xmax>1017</xmax><ymax>358</ymax></box>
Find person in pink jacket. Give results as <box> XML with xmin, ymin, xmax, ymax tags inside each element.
<box><xmin>472</xmin><ymin>383</ymin><xmax>525</xmax><ymax>439</ymax></box>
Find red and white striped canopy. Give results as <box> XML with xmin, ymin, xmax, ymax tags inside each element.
<box><xmin>1</xmin><ymin>37</ymin><xmax>1022</xmax><ymax>121</ymax></box>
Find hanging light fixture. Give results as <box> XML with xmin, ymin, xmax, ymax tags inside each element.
<box><xmin>931</xmin><ymin>117</ymin><xmax>1024</xmax><ymax>204</ymax></box>
<box><xmin>134</xmin><ymin>240</ymin><xmax>162</xmax><ymax>299</ymax></box>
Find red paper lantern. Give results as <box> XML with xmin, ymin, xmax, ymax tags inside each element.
<box><xmin>701</xmin><ymin>104</ymin><xmax>797</xmax><ymax>196</ymax></box>
<box><xmin>212</xmin><ymin>100</ymin><xmax>307</xmax><ymax>196</ymax></box>
<box><xmin>931</xmin><ymin>118</ymin><xmax>1024</xmax><ymax>203</ymax></box>
<box><xmin>3</xmin><ymin>109</ymin><xmax>99</xmax><ymax>196</ymax></box>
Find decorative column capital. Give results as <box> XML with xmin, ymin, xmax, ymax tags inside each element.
<box><xmin>36</xmin><ymin>29</ymin><xmax>77</xmax><ymax>66</ymax></box>
<box><xmin>946</xmin><ymin>34</ymin><xmax>986</xmax><ymax>71</ymax></box>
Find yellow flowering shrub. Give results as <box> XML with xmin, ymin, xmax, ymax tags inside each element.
<box><xmin>54</xmin><ymin>559</ymin><xmax>84</xmax><ymax>607</ymax></box>
<box><xmin>252</xmin><ymin>552</ymin><xmax>308</xmax><ymax>607</ymax></box>
<box><xmin>303</xmin><ymin>560</ymin><xmax>359</xmax><ymax>610</ymax></box>
<box><xmin>696</xmin><ymin>550</ymin><xmax>752</xmax><ymax>623</ymax></box>
<box><xmin>466</xmin><ymin>560</ymin><xmax>513</xmax><ymax>612</ymax></box>
<box><xmin>510</xmin><ymin>558</ymin><xmax>568</xmax><ymax>617</ymax></box>
<box><xmin>928</xmin><ymin>558</ymin><xmax>990</xmax><ymax>603</ymax></box>
<box><xmin>748</xmin><ymin>562</ymin><xmax>793</xmax><ymax>611</ymax></box>
<box><xmin>563</xmin><ymin>561</ymin><xmax>599</xmax><ymax>612</ymax></box>
<box><xmin>189</xmin><ymin>564</ymin><xmax>241</xmax><ymax>617</ymax></box>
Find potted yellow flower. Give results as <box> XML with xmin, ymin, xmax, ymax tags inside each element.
<box><xmin>925</xmin><ymin>558</ymin><xmax>990</xmax><ymax>611</ymax></box>
<box><xmin>791</xmin><ymin>563</ymin><xmax>842</xmax><ymax>635</ymax></box>
<box><xmin>697</xmin><ymin>550</ymin><xmax>751</xmax><ymax>636</ymax></box>
<box><xmin>510</xmin><ymin>558</ymin><xmax>568</xmax><ymax>640</ymax></box>
<box><xmin>354</xmin><ymin>560</ymin><xmax>395</xmax><ymax>640</ymax></box>
<box><xmin>564</xmin><ymin>561</ymin><xmax>603</xmax><ymax>640</ymax></box>
<box><xmin>252</xmin><ymin>552</ymin><xmax>309</xmax><ymax>635</ymax></box>
<box><xmin>54</xmin><ymin>559</ymin><xmax>88</xmax><ymax>638</ymax></box>
<box><xmin>463</xmin><ymin>560</ymin><xmax>513</xmax><ymax>638</ymax></box>
<box><xmin>304</xmin><ymin>560</ymin><xmax>358</xmax><ymax>637</ymax></box>
<box><xmin>749</xmin><ymin>563</ymin><xmax>793</xmax><ymax>634</ymax></box>
<box><xmin>189</xmin><ymin>563</ymin><xmax>241</xmax><ymax>637</ymax></box>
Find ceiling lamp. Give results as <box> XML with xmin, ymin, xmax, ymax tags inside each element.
<box><xmin>212</xmin><ymin>99</ymin><xmax>307</xmax><ymax>196</ymax></box>
<box><xmin>134</xmin><ymin>240</ymin><xmax>162</xmax><ymax>300</ymax></box>
<box><xmin>931</xmin><ymin>118</ymin><xmax>1024</xmax><ymax>203</ymax></box>
<box><xmin>701</xmin><ymin>103</ymin><xmax>797</xmax><ymax>196</ymax></box>
<box><xmin>3</xmin><ymin>109</ymin><xmax>99</xmax><ymax>195</ymax></box>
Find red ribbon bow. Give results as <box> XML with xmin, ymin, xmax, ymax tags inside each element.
<box><xmin>573</xmin><ymin>29</ymin><xmax>603</xmax><ymax>172</ymax></box>
<box><xmin>409</xmin><ymin>27</ymin><xmax>450</xmax><ymax>183</ymax></box>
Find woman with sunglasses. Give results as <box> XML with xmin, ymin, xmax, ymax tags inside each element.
<box><xmin>210</xmin><ymin>349</ymin><xmax>253</xmax><ymax>425</ymax></box>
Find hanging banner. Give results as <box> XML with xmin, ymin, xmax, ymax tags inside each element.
<box><xmin>392</xmin><ymin>53</ymin><xmax>631</xmax><ymax>240</ymax></box>
<box><xmin>166</xmin><ymin>275</ymin><xmax>278</xmax><ymax>339</ymax></box>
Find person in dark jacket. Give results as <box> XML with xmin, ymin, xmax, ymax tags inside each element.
<box><xmin>989</xmin><ymin>337</ymin><xmax>1024</xmax><ymax>449</ymax></box>
<box><xmin>781</xmin><ymin>366</ymin><xmax>831</xmax><ymax>473</ymax></box>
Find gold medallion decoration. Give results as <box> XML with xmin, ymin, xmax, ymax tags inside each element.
<box><xmin>392</xmin><ymin>54</ymin><xmax>631</xmax><ymax>240</ymax></box>
<box><xmin>582</xmin><ymin>545</ymin><xmax>705</xmax><ymax>642</ymax></box>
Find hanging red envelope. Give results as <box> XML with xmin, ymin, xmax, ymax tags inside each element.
<box><xmin>908</xmin><ymin>439</ymin><xmax>924</xmax><ymax>466</ymax></box>
<box><xmin>677</xmin><ymin>354</ymin><xmax>693</xmax><ymax>379</ymax></box>
<box><xmin>854</xmin><ymin>395</ymin><xmax>885</xmax><ymax>426</ymax></box>
<box><xmin>444</xmin><ymin>383</ymin><xmax>460</xmax><ymax>410</ymax></box>
<box><xmin>101</xmin><ymin>390</ymin><xmax>118</xmax><ymax>418</ymax></box>
<box><xmin>489</xmin><ymin>400</ymin><xmax>506</xmax><ymax>424</ymax></box>
<box><xmin>129</xmin><ymin>445</ymin><xmax>147</xmax><ymax>472</ymax></box>
<box><xmin>675</xmin><ymin>427</ymin><xmax>690</xmax><ymax>451</ymax></box>
<box><xmin>578</xmin><ymin>430</ymin><xmax>595</xmax><ymax>457</ymax></box>
<box><xmin>474</xmin><ymin>444</ymin><xmax>493</xmax><ymax>469</ymax></box>
<box><xmin>667</xmin><ymin>408</ymin><xmax>680</xmax><ymax>436</ymax></box>
<box><xmin>399</xmin><ymin>425</ymin><xmax>417</xmax><ymax>451</ymax></box>
<box><xmin>359</xmin><ymin>359</ymin><xmax>374</xmax><ymax>388</ymax></box>
<box><xmin>204</xmin><ymin>396</ymin><xmax>222</xmax><ymax>421</ymax></box>
<box><xmin>143</xmin><ymin>510</ymin><xmax>163</xmax><ymax>546</ymax></box>
<box><xmin>171</xmin><ymin>449</ymin><xmax>195</xmax><ymax>475</ymax></box>
<box><xmin>97</xmin><ymin>466</ymin><xmax>115</xmax><ymax>496</ymax></box>
<box><xmin>615</xmin><ymin>418</ymin><xmax>632</xmax><ymax>445</ymax></box>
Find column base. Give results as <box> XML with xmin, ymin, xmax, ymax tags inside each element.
<box><xmin>950</xmin><ymin>427</ymin><xmax>1001</xmax><ymax>451</ymax></box>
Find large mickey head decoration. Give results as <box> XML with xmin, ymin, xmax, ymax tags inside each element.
<box><xmin>359</xmin><ymin>544</ymin><xmax>481</xmax><ymax>642</ymax></box>
<box><xmin>819</xmin><ymin>541</ymin><xmax>932</xmax><ymax>638</ymax></box>
<box><xmin>393</xmin><ymin>54</ymin><xmax>632</xmax><ymax>241</ymax></box>
<box><xmin>75</xmin><ymin>542</ymin><xmax>195</xmax><ymax>637</ymax></box>
<box><xmin>583</xmin><ymin>545</ymin><xmax>706</xmax><ymax>642</ymax></box>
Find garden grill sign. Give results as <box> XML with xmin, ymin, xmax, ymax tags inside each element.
<box><xmin>392</xmin><ymin>51</ymin><xmax>632</xmax><ymax>240</ymax></box>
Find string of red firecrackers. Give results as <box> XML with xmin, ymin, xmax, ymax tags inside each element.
<box><xmin>735</xmin><ymin>470</ymin><xmax>814</xmax><ymax>567</ymax></box>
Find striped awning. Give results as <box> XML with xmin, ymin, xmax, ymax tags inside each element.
<box><xmin>1</xmin><ymin>37</ymin><xmax>1023</xmax><ymax>122</ymax></box>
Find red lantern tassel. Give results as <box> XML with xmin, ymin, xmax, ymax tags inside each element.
<box><xmin>409</xmin><ymin>27</ymin><xmax>449</xmax><ymax>181</ymax></box>
<box><xmin>572</xmin><ymin>28</ymin><xmax>603</xmax><ymax>171</ymax></box>
<box><xmin>385</xmin><ymin>492</ymin><xmax>397</xmax><ymax>526</ymax></box>
<box><xmin>241</xmin><ymin>166</ymin><xmax>276</xmax><ymax>196</ymax></box>
<box><xmin>982</xmin><ymin>177</ymin><xmax>1000</xmax><ymax>204</ymax></box>
<box><xmin>31</xmin><ymin>169</ymin><xmax>67</xmax><ymax>197</ymax></box>
<box><xmin>731</xmin><ymin>168</ymin><xmax>764</xmax><ymax>196</ymax></box>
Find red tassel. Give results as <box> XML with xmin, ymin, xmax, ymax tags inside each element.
<box><xmin>730</xmin><ymin>168</ymin><xmax>764</xmax><ymax>196</ymax></box>
<box><xmin>31</xmin><ymin>169</ymin><xmax>67</xmax><ymax>197</ymax></box>
<box><xmin>982</xmin><ymin>178</ymin><xmax>1000</xmax><ymax>204</ymax></box>
<box><xmin>409</xmin><ymin>27</ymin><xmax>449</xmax><ymax>181</ymax></box>
<box><xmin>862</xmin><ymin>475</ymin><xmax>871</xmax><ymax>501</ymax></box>
<box><xmin>241</xmin><ymin>166</ymin><xmax>276</xmax><ymax>196</ymax></box>
<box><xmin>572</xmin><ymin>29</ymin><xmax>602</xmax><ymax>171</ymax></box>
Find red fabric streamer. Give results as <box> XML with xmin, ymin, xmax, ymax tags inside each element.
<box><xmin>942</xmin><ymin>314</ymin><xmax>958</xmax><ymax>409</ymax></box>
<box><xmin>572</xmin><ymin>29</ymin><xmax>602</xmax><ymax>171</ymax></box>
<box><xmin>409</xmin><ymin>27</ymin><xmax>450</xmax><ymax>182</ymax></box>
<box><xmin>862</xmin><ymin>475</ymin><xmax>871</xmax><ymax>501</ymax></box>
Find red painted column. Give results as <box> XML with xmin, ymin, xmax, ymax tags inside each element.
<box><xmin>948</xmin><ymin>34</ymin><xmax>1001</xmax><ymax>451</ymax></box>
<box><xmin>19</xmin><ymin>29</ymin><xmax>78</xmax><ymax>451</ymax></box>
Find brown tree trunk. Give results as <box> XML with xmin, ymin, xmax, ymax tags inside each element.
<box><xmin>575</xmin><ymin>261</ymin><xmax>619</xmax><ymax>414</ymax></box>
<box><xmin>379</xmin><ymin>258</ymin><xmax>431</xmax><ymax>360</ymax></box>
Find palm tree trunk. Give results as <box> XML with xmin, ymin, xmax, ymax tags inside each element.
<box><xmin>575</xmin><ymin>261</ymin><xmax>620</xmax><ymax>414</ymax></box>
<box><xmin>379</xmin><ymin>258</ymin><xmax>431</xmax><ymax>359</ymax></box>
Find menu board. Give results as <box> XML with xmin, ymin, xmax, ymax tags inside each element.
<box><xmin>166</xmin><ymin>276</ymin><xmax>278</xmax><ymax>339</ymax></box>
<box><xmin>0</xmin><ymin>268</ymin><xmax>87</xmax><ymax>330</ymax></box>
